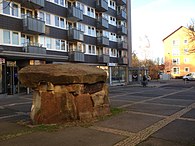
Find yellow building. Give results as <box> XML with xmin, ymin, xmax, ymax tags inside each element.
<box><xmin>163</xmin><ymin>26</ymin><xmax>195</xmax><ymax>78</ymax></box>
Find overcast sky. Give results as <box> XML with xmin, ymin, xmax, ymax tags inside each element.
<box><xmin>131</xmin><ymin>0</ymin><xmax>195</xmax><ymax>60</ymax></box>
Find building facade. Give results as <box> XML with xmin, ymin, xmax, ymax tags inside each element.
<box><xmin>163</xmin><ymin>26</ymin><xmax>195</xmax><ymax>78</ymax></box>
<box><xmin>0</xmin><ymin>0</ymin><xmax>131</xmax><ymax>94</ymax></box>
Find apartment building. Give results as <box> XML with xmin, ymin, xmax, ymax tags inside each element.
<box><xmin>163</xmin><ymin>26</ymin><xmax>195</xmax><ymax>78</ymax></box>
<box><xmin>0</xmin><ymin>0</ymin><xmax>131</xmax><ymax>94</ymax></box>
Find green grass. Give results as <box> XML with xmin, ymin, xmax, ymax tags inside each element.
<box><xmin>110</xmin><ymin>107</ymin><xmax>125</xmax><ymax>116</ymax></box>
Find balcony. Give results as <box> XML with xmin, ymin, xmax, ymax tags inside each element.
<box><xmin>118</xmin><ymin>57</ymin><xmax>128</xmax><ymax>65</ymax></box>
<box><xmin>67</xmin><ymin>6</ymin><xmax>83</xmax><ymax>22</ymax></box>
<box><xmin>97</xmin><ymin>17</ymin><xmax>109</xmax><ymax>30</ymax></box>
<box><xmin>69</xmin><ymin>51</ymin><xmax>85</xmax><ymax>62</ymax></box>
<box><xmin>23</xmin><ymin>43</ymin><xmax>46</xmax><ymax>54</ymax></box>
<box><xmin>19</xmin><ymin>0</ymin><xmax>45</xmax><ymax>9</ymax></box>
<box><xmin>116</xmin><ymin>0</ymin><xmax>126</xmax><ymax>5</ymax></box>
<box><xmin>68</xmin><ymin>28</ymin><xmax>84</xmax><ymax>42</ymax></box>
<box><xmin>97</xmin><ymin>36</ymin><xmax>109</xmax><ymax>46</ymax></box>
<box><xmin>23</xmin><ymin>16</ymin><xmax>45</xmax><ymax>34</ymax></box>
<box><xmin>117</xmin><ymin>10</ymin><xmax>127</xmax><ymax>20</ymax></box>
<box><xmin>117</xmin><ymin>26</ymin><xmax>127</xmax><ymax>35</ymax></box>
<box><xmin>96</xmin><ymin>0</ymin><xmax>108</xmax><ymax>12</ymax></box>
<box><xmin>98</xmin><ymin>54</ymin><xmax>110</xmax><ymax>63</ymax></box>
<box><xmin>118</xmin><ymin>41</ymin><xmax>127</xmax><ymax>50</ymax></box>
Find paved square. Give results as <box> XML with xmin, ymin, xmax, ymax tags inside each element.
<box><xmin>95</xmin><ymin>112</ymin><xmax>163</xmax><ymax>133</ymax></box>
<box><xmin>151</xmin><ymin>119</ymin><xmax>195</xmax><ymax>146</ymax></box>
<box><xmin>124</xmin><ymin>103</ymin><xmax>184</xmax><ymax>116</ymax></box>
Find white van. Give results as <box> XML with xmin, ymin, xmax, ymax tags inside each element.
<box><xmin>183</xmin><ymin>72</ymin><xmax>195</xmax><ymax>81</ymax></box>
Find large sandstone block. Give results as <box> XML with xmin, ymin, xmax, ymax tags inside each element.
<box><xmin>19</xmin><ymin>64</ymin><xmax>107</xmax><ymax>88</ymax></box>
<box><xmin>19</xmin><ymin>64</ymin><xmax>110</xmax><ymax>124</ymax></box>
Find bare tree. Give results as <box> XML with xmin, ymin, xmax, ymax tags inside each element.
<box><xmin>185</xmin><ymin>19</ymin><xmax>195</xmax><ymax>53</ymax></box>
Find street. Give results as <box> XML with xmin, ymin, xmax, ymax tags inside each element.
<box><xmin>0</xmin><ymin>80</ymin><xmax>195</xmax><ymax>146</ymax></box>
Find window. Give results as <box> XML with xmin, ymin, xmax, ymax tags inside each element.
<box><xmin>88</xmin><ymin>45</ymin><xmax>96</xmax><ymax>54</ymax></box>
<box><xmin>87</xmin><ymin>26</ymin><xmax>96</xmax><ymax>36</ymax></box>
<box><xmin>39</xmin><ymin>12</ymin><xmax>45</xmax><ymax>21</ymax></box>
<box><xmin>184</xmin><ymin>48</ymin><xmax>188</xmax><ymax>54</ymax></box>
<box><xmin>46</xmin><ymin>13</ymin><xmax>51</xmax><ymax>24</ymax></box>
<box><xmin>172</xmin><ymin>40</ymin><xmax>179</xmax><ymax>46</ymax></box>
<box><xmin>109</xmin><ymin>0</ymin><xmax>116</xmax><ymax>10</ymax></box>
<box><xmin>103</xmin><ymin>47</ymin><xmax>109</xmax><ymax>55</ymax></box>
<box><xmin>184</xmin><ymin>67</ymin><xmax>189</xmax><ymax>72</ymax></box>
<box><xmin>87</xmin><ymin>7</ymin><xmax>95</xmax><ymax>18</ymax></box>
<box><xmin>12</xmin><ymin>32</ymin><xmax>19</xmax><ymax>45</ymax></box>
<box><xmin>55</xmin><ymin>16</ymin><xmax>59</xmax><ymax>27</ymax></box>
<box><xmin>3</xmin><ymin>1</ymin><xmax>10</xmax><ymax>15</ymax></box>
<box><xmin>46</xmin><ymin>38</ymin><xmax>51</xmax><ymax>49</ymax></box>
<box><xmin>56</xmin><ymin>39</ymin><xmax>60</xmax><ymax>50</ymax></box>
<box><xmin>184</xmin><ymin>39</ymin><xmax>188</xmax><ymax>44</ymax></box>
<box><xmin>12</xmin><ymin>3</ymin><xmax>18</xmax><ymax>17</ymax></box>
<box><xmin>109</xmin><ymin>16</ymin><xmax>116</xmax><ymax>26</ymax></box>
<box><xmin>3</xmin><ymin>1</ymin><xmax>19</xmax><ymax>17</ymax></box>
<box><xmin>172</xmin><ymin>58</ymin><xmax>179</xmax><ymax>65</ymax></box>
<box><xmin>110</xmin><ymin>48</ymin><xmax>117</xmax><ymax>57</ymax></box>
<box><xmin>61</xmin><ymin>41</ymin><xmax>65</xmax><ymax>50</ymax></box>
<box><xmin>3</xmin><ymin>30</ymin><xmax>10</xmax><ymax>44</ymax></box>
<box><xmin>184</xmin><ymin>58</ymin><xmax>190</xmax><ymax>63</ymax></box>
<box><xmin>172</xmin><ymin>48</ymin><xmax>180</xmax><ymax>56</ymax></box>
<box><xmin>77</xmin><ymin>23</ymin><xmax>85</xmax><ymax>32</ymax></box>
<box><xmin>60</xmin><ymin>18</ymin><xmax>65</xmax><ymax>28</ymax></box>
<box><xmin>173</xmin><ymin>67</ymin><xmax>179</xmax><ymax>74</ymax></box>
<box><xmin>77</xmin><ymin>2</ymin><xmax>84</xmax><ymax>12</ymax></box>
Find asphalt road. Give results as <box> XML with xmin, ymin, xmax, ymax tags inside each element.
<box><xmin>0</xmin><ymin>79</ymin><xmax>195</xmax><ymax>146</ymax></box>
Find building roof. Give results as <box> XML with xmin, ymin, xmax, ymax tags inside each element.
<box><xmin>162</xmin><ymin>26</ymin><xmax>184</xmax><ymax>42</ymax></box>
<box><xmin>162</xmin><ymin>26</ymin><xmax>195</xmax><ymax>42</ymax></box>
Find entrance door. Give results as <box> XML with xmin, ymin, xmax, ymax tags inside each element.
<box><xmin>6</xmin><ymin>62</ymin><xmax>18</xmax><ymax>95</ymax></box>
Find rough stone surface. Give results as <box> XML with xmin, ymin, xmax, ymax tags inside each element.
<box><xmin>18</xmin><ymin>64</ymin><xmax>110</xmax><ymax>124</ymax></box>
<box><xmin>19</xmin><ymin>64</ymin><xmax>107</xmax><ymax>88</ymax></box>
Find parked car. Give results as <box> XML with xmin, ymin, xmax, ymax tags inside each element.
<box><xmin>183</xmin><ymin>72</ymin><xmax>195</xmax><ymax>81</ymax></box>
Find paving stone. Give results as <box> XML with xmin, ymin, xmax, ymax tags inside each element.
<box><xmin>146</xmin><ymin>98</ymin><xmax>194</xmax><ymax>106</ymax></box>
<box><xmin>181</xmin><ymin>109</ymin><xmax>195</xmax><ymax>119</ymax></box>
<box><xmin>0</xmin><ymin>127</ymin><xmax>126</xmax><ymax>146</ymax></box>
<box><xmin>164</xmin><ymin>94</ymin><xmax>195</xmax><ymax>100</ymax></box>
<box><xmin>124</xmin><ymin>103</ymin><xmax>184</xmax><ymax>116</ymax></box>
<box><xmin>151</xmin><ymin>119</ymin><xmax>195</xmax><ymax>146</ymax></box>
<box><xmin>137</xmin><ymin>137</ymin><xmax>184</xmax><ymax>146</ymax></box>
<box><xmin>95</xmin><ymin>112</ymin><xmax>163</xmax><ymax>133</ymax></box>
<box><xmin>110</xmin><ymin>100</ymin><xmax>133</xmax><ymax>108</ymax></box>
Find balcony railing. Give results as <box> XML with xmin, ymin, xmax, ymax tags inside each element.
<box><xmin>96</xmin><ymin>0</ymin><xmax>108</xmax><ymax>12</ymax></box>
<box><xmin>20</xmin><ymin>0</ymin><xmax>45</xmax><ymax>9</ymax></box>
<box><xmin>23</xmin><ymin>43</ymin><xmax>46</xmax><ymax>54</ymax></box>
<box><xmin>67</xmin><ymin>6</ymin><xmax>83</xmax><ymax>22</ymax></box>
<box><xmin>117</xmin><ymin>26</ymin><xmax>127</xmax><ymax>35</ymax></box>
<box><xmin>116</xmin><ymin>0</ymin><xmax>126</xmax><ymax>5</ymax></box>
<box><xmin>23</xmin><ymin>16</ymin><xmax>45</xmax><ymax>34</ymax></box>
<box><xmin>97</xmin><ymin>17</ymin><xmax>109</xmax><ymax>30</ymax></box>
<box><xmin>118</xmin><ymin>57</ymin><xmax>128</xmax><ymax>65</ymax></box>
<box><xmin>68</xmin><ymin>28</ymin><xmax>84</xmax><ymax>42</ymax></box>
<box><xmin>97</xmin><ymin>36</ymin><xmax>109</xmax><ymax>46</ymax></box>
<box><xmin>117</xmin><ymin>10</ymin><xmax>127</xmax><ymax>20</ymax></box>
<box><xmin>118</xmin><ymin>41</ymin><xmax>127</xmax><ymax>50</ymax></box>
<box><xmin>69</xmin><ymin>51</ymin><xmax>85</xmax><ymax>62</ymax></box>
<box><xmin>98</xmin><ymin>54</ymin><xmax>110</xmax><ymax>63</ymax></box>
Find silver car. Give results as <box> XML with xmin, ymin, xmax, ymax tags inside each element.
<box><xmin>183</xmin><ymin>72</ymin><xmax>195</xmax><ymax>81</ymax></box>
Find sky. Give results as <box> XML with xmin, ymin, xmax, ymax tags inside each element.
<box><xmin>131</xmin><ymin>0</ymin><xmax>195</xmax><ymax>61</ymax></box>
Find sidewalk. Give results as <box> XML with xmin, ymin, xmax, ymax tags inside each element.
<box><xmin>0</xmin><ymin>80</ymin><xmax>195</xmax><ymax>146</ymax></box>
